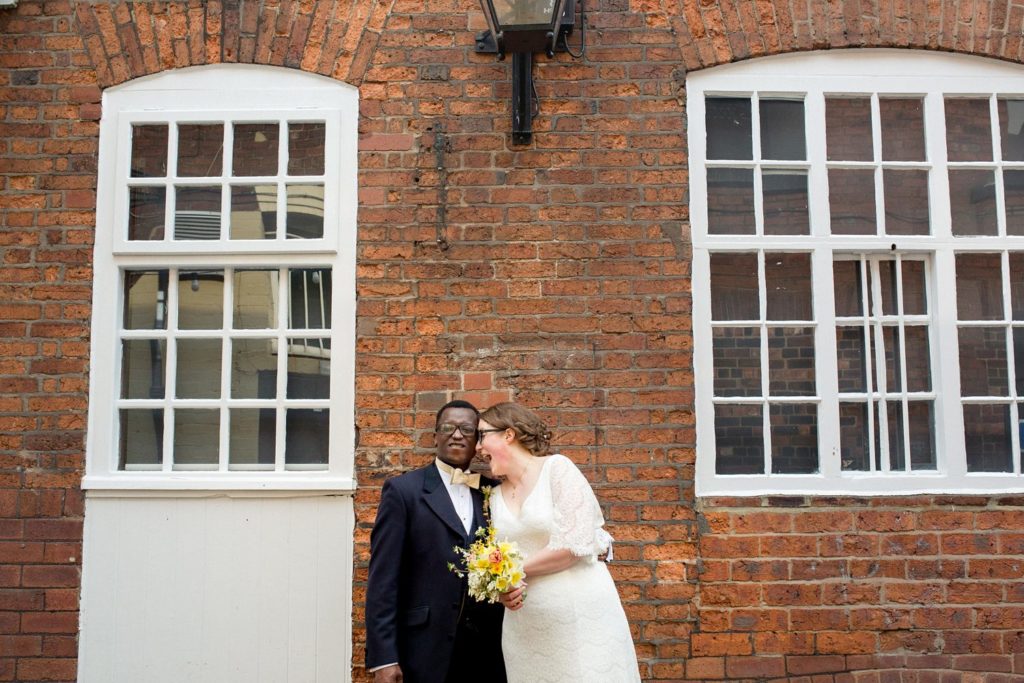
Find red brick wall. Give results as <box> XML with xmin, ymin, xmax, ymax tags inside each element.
<box><xmin>2</xmin><ymin>1</ymin><xmax>1024</xmax><ymax>682</ymax></box>
<box><xmin>693</xmin><ymin>496</ymin><xmax>1024</xmax><ymax>681</ymax></box>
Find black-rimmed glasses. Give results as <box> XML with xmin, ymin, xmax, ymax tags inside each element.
<box><xmin>437</xmin><ymin>422</ymin><xmax>477</xmax><ymax>437</ymax></box>
<box><xmin>477</xmin><ymin>428</ymin><xmax>506</xmax><ymax>438</ymax></box>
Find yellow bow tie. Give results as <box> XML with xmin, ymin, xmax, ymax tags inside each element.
<box><xmin>436</xmin><ymin>459</ymin><xmax>481</xmax><ymax>489</ymax></box>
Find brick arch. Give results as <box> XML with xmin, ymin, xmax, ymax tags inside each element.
<box><xmin>666</xmin><ymin>0</ymin><xmax>1024</xmax><ymax>71</ymax></box>
<box><xmin>73</xmin><ymin>0</ymin><xmax>395</xmax><ymax>89</ymax></box>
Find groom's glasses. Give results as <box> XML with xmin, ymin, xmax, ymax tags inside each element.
<box><xmin>437</xmin><ymin>422</ymin><xmax>477</xmax><ymax>437</ymax></box>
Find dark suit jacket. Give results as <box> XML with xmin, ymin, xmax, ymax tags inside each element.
<box><xmin>365</xmin><ymin>464</ymin><xmax>506</xmax><ymax>683</ymax></box>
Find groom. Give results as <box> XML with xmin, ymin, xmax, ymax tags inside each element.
<box><xmin>365</xmin><ymin>400</ymin><xmax>507</xmax><ymax>683</ymax></box>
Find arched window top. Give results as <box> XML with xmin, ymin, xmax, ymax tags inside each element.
<box><xmin>104</xmin><ymin>64</ymin><xmax>356</xmax><ymax>116</ymax></box>
<box><xmin>107</xmin><ymin>63</ymin><xmax>356</xmax><ymax>97</ymax></box>
<box><xmin>690</xmin><ymin>48</ymin><xmax>1024</xmax><ymax>82</ymax></box>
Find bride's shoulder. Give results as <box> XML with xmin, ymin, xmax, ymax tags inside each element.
<box><xmin>544</xmin><ymin>453</ymin><xmax>578</xmax><ymax>475</ymax></box>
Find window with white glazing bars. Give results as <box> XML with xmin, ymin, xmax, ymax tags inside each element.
<box><xmin>690</xmin><ymin>51</ymin><xmax>1024</xmax><ymax>495</ymax></box>
<box><xmin>86</xmin><ymin>66</ymin><xmax>356</xmax><ymax>490</ymax></box>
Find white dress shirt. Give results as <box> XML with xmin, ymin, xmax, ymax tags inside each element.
<box><xmin>436</xmin><ymin>458</ymin><xmax>474</xmax><ymax>535</ymax></box>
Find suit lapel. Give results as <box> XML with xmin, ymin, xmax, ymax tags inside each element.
<box><xmin>423</xmin><ymin>464</ymin><xmax>470</xmax><ymax>540</ymax></box>
<box><xmin>471</xmin><ymin>487</ymin><xmax>487</xmax><ymax>535</ymax></box>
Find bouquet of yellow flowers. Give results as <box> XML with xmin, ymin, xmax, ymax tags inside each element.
<box><xmin>449</xmin><ymin>525</ymin><xmax>526</xmax><ymax>604</ymax></box>
<box><xmin>448</xmin><ymin>488</ymin><xmax>526</xmax><ymax>604</ymax></box>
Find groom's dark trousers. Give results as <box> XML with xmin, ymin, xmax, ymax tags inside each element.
<box><xmin>365</xmin><ymin>464</ymin><xmax>507</xmax><ymax>683</ymax></box>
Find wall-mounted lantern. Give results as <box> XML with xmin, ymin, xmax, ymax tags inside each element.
<box><xmin>475</xmin><ymin>0</ymin><xmax>581</xmax><ymax>145</ymax></box>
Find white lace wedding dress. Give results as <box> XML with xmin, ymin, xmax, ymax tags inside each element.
<box><xmin>491</xmin><ymin>453</ymin><xmax>641</xmax><ymax>683</ymax></box>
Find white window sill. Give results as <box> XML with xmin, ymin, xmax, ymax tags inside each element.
<box><xmin>82</xmin><ymin>473</ymin><xmax>356</xmax><ymax>496</ymax></box>
<box><xmin>697</xmin><ymin>472</ymin><xmax>1024</xmax><ymax>498</ymax></box>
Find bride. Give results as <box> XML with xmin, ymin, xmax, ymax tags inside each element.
<box><xmin>476</xmin><ymin>402</ymin><xmax>641</xmax><ymax>683</ymax></box>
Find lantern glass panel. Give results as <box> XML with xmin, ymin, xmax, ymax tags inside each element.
<box><xmin>490</xmin><ymin>0</ymin><xmax>558</xmax><ymax>27</ymax></box>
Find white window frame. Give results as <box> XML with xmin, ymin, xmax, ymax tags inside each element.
<box><xmin>690</xmin><ymin>49</ymin><xmax>1024</xmax><ymax>496</ymax></box>
<box><xmin>85</xmin><ymin>65</ymin><xmax>357</xmax><ymax>492</ymax></box>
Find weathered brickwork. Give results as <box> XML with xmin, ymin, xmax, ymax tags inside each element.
<box><xmin>2</xmin><ymin>0</ymin><xmax>1024</xmax><ymax>681</ymax></box>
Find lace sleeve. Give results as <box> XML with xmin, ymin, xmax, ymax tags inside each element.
<box><xmin>547</xmin><ymin>454</ymin><xmax>609</xmax><ymax>559</ymax></box>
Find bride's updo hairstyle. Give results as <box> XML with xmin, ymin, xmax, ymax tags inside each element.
<box><xmin>479</xmin><ymin>402</ymin><xmax>552</xmax><ymax>457</ymax></box>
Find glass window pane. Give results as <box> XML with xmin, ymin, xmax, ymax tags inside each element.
<box><xmin>288</xmin><ymin>122</ymin><xmax>326</xmax><ymax>176</ymax></box>
<box><xmin>128</xmin><ymin>186</ymin><xmax>166</xmax><ymax>241</ymax></box>
<box><xmin>123</xmin><ymin>270</ymin><xmax>168</xmax><ymax>330</ymax></box>
<box><xmin>289</xmin><ymin>335</ymin><xmax>331</xmax><ymax>355</ymax></box>
<box><xmin>289</xmin><ymin>268</ymin><xmax>332</xmax><ymax>329</ymax></box>
<box><xmin>285</xmin><ymin>184</ymin><xmax>324</xmax><ymax>239</ymax></box>
<box><xmin>904</xmin><ymin>326</ymin><xmax>932</xmax><ymax>392</ymax></box>
<box><xmin>998</xmin><ymin>98</ymin><xmax>1024</xmax><ymax>161</ymax></box>
<box><xmin>963</xmin><ymin>403</ymin><xmax>1012</xmax><ymax>472</ymax></box>
<box><xmin>902</xmin><ymin>260</ymin><xmax>927</xmax><ymax>316</ymax></box>
<box><xmin>829</xmin><ymin>169</ymin><xmax>876</xmax><ymax>235</ymax></box>
<box><xmin>958</xmin><ymin>327</ymin><xmax>1008</xmax><ymax>396</ymax></box>
<box><xmin>880</xmin><ymin>98</ymin><xmax>926</xmax><ymax>161</ymax></box>
<box><xmin>826</xmin><ymin>97</ymin><xmax>873</xmax><ymax>161</ymax></box>
<box><xmin>713</xmin><ymin>327</ymin><xmax>761</xmax><ymax>397</ymax></box>
<box><xmin>230</xmin><ymin>184</ymin><xmax>277</xmax><ymax>240</ymax></box>
<box><xmin>287</xmin><ymin>344</ymin><xmax>331</xmax><ymax>399</ymax></box>
<box><xmin>908</xmin><ymin>401</ymin><xmax>936</xmax><ymax>470</ymax></box>
<box><xmin>714</xmin><ymin>404</ymin><xmax>764</xmax><ymax>474</ymax></box>
<box><xmin>1004</xmin><ymin>170</ymin><xmax>1024</xmax><ymax>236</ymax></box>
<box><xmin>840</xmin><ymin>402</ymin><xmax>869</xmax><ymax>471</ymax></box>
<box><xmin>833</xmin><ymin>260</ymin><xmax>864</xmax><ymax>318</ymax></box>
<box><xmin>229</xmin><ymin>408</ymin><xmax>275</xmax><ymax>469</ymax></box>
<box><xmin>872</xmin><ymin>401</ymin><xmax>884</xmax><ymax>471</ymax></box>
<box><xmin>130</xmin><ymin>124</ymin><xmax>168</xmax><ymax>177</ymax></box>
<box><xmin>710</xmin><ymin>253</ymin><xmax>759</xmax><ymax>320</ymax></box>
<box><xmin>760</xmin><ymin>99</ymin><xmax>806</xmax><ymax>161</ymax></box>
<box><xmin>887</xmin><ymin>401</ymin><xmax>906</xmax><ymax>471</ymax></box>
<box><xmin>883</xmin><ymin>326</ymin><xmax>902</xmax><ymax>391</ymax></box>
<box><xmin>766</xmin><ymin>252</ymin><xmax>812</xmax><ymax>321</ymax></box>
<box><xmin>763</xmin><ymin>171</ymin><xmax>809</xmax><ymax>235</ymax></box>
<box><xmin>1015</xmin><ymin>328</ymin><xmax>1024</xmax><ymax>396</ymax></box>
<box><xmin>231</xmin><ymin>338</ymin><xmax>276</xmax><ymax>399</ymax></box>
<box><xmin>768</xmin><ymin>327</ymin><xmax>815</xmax><ymax>396</ymax></box>
<box><xmin>836</xmin><ymin>327</ymin><xmax>867</xmax><ymax>393</ymax></box>
<box><xmin>234</xmin><ymin>270</ymin><xmax>279</xmax><ymax>329</ymax></box>
<box><xmin>770</xmin><ymin>403</ymin><xmax>818</xmax><ymax>473</ymax></box>
<box><xmin>175</xmin><ymin>339</ymin><xmax>223</xmax><ymax>399</ymax></box>
<box><xmin>178</xmin><ymin>270</ymin><xmax>224</xmax><ymax>330</ymax></box>
<box><xmin>119</xmin><ymin>409</ymin><xmax>162</xmax><ymax>468</ymax></box>
<box><xmin>285</xmin><ymin>408</ymin><xmax>329</xmax><ymax>466</ymax></box>
<box><xmin>173</xmin><ymin>408</ymin><xmax>220</xmax><ymax>467</ymax></box>
<box><xmin>707</xmin><ymin>168</ymin><xmax>755</xmax><ymax>235</ymax></box>
<box><xmin>956</xmin><ymin>253</ymin><xmax>1003</xmax><ymax>321</ymax></box>
<box><xmin>883</xmin><ymin>169</ymin><xmax>930</xmax><ymax>235</ymax></box>
<box><xmin>233</xmin><ymin>123</ymin><xmax>279</xmax><ymax>177</ymax></box>
<box><xmin>177</xmin><ymin>123</ymin><xmax>224</xmax><ymax>177</ymax></box>
<box><xmin>706</xmin><ymin>97</ymin><xmax>752</xmax><ymax>160</ymax></box>
<box><xmin>876</xmin><ymin>259</ymin><xmax>898</xmax><ymax>316</ymax></box>
<box><xmin>1019</xmin><ymin>404</ymin><xmax>1024</xmax><ymax>470</ymax></box>
<box><xmin>121</xmin><ymin>339</ymin><xmax>166</xmax><ymax>399</ymax></box>
<box><xmin>1012</xmin><ymin>254</ymin><xmax>1024</xmax><ymax>320</ymax></box>
<box><xmin>945</xmin><ymin>98</ymin><xmax>992</xmax><ymax>162</ymax></box>
<box><xmin>949</xmin><ymin>169</ymin><xmax>997</xmax><ymax>236</ymax></box>
<box><xmin>174</xmin><ymin>186</ymin><xmax>221</xmax><ymax>240</ymax></box>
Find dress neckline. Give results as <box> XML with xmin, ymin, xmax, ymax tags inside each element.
<box><xmin>496</xmin><ymin>455</ymin><xmax>554</xmax><ymax>518</ymax></box>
